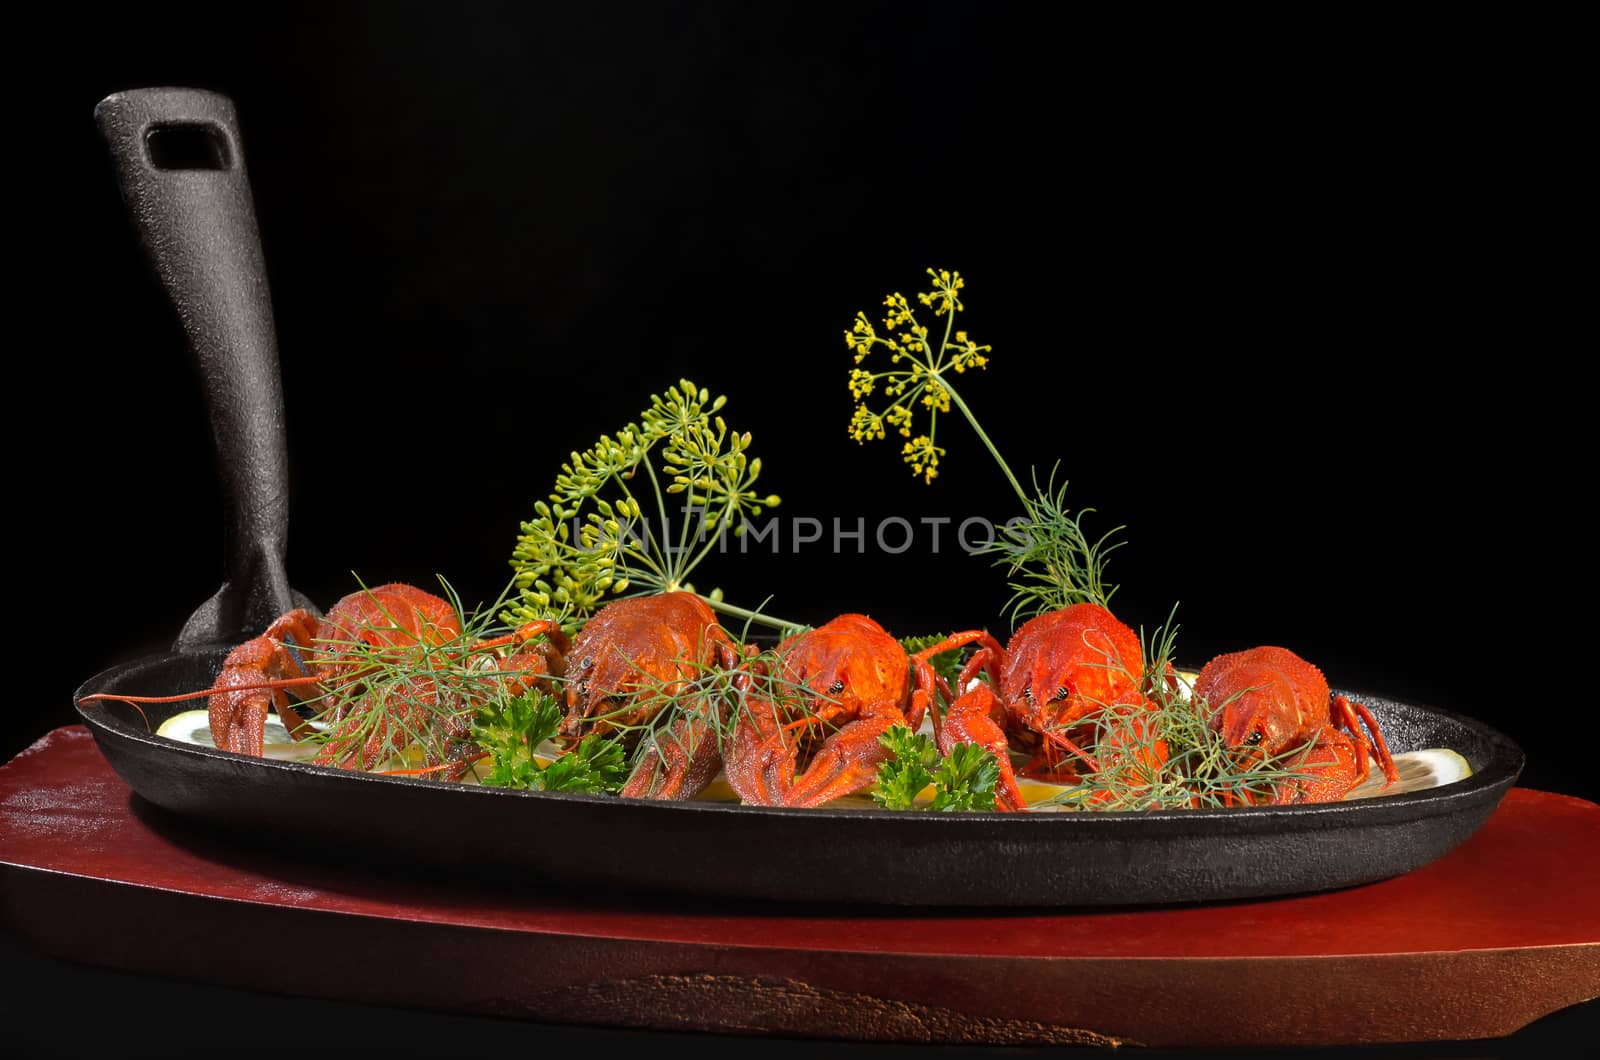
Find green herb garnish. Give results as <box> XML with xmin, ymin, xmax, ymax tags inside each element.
<box><xmin>872</xmin><ymin>724</ymin><xmax>1000</xmax><ymax>812</ymax></box>
<box><xmin>872</xmin><ymin>725</ymin><xmax>940</xmax><ymax>810</ymax></box>
<box><xmin>1036</xmin><ymin>611</ymin><xmax>1323</xmax><ymax>810</ymax></box>
<box><xmin>979</xmin><ymin>465</ymin><xmax>1123</xmax><ymax>623</ymax></box>
<box><xmin>845</xmin><ymin>271</ymin><xmax>1118</xmax><ymax>618</ymax></box>
<box><xmin>471</xmin><ymin>690</ymin><xmax>627</xmax><ymax>793</ymax></box>
<box><xmin>929</xmin><ymin>741</ymin><xmax>1001</xmax><ymax>811</ymax></box>
<box><xmin>303</xmin><ymin>575</ymin><xmax>551</xmax><ymax>772</ymax></box>
<box><xmin>537</xmin><ymin>734</ymin><xmax>628</xmax><ymax>793</ymax></box>
<box><xmin>506</xmin><ymin>379</ymin><xmax>798</xmax><ymax>635</ymax></box>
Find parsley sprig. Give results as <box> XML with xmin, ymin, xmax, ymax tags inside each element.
<box><xmin>871</xmin><ymin>724</ymin><xmax>1000</xmax><ymax>812</ymax></box>
<box><xmin>471</xmin><ymin>691</ymin><xmax>627</xmax><ymax>793</ymax></box>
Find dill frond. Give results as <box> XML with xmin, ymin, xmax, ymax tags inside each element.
<box><xmin>979</xmin><ymin>464</ymin><xmax>1124</xmax><ymax>622</ymax></box>
<box><xmin>293</xmin><ymin>575</ymin><xmax>569</xmax><ymax>778</ymax></box>
<box><xmin>1035</xmin><ymin>611</ymin><xmax>1324</xmax><ymax>810</ymax></box>
<box><xmin>843</xmin><ymin>272</ymin><xmax>1119</xmax><ymax>621</ymax></box>
<box><xmin>505</xmin><ymin>379</ymin><xmax>792</xmax><ymax>634</ymax></box>
<box><xmin>610</xmin><ymin>639</ymin><xmax>842</xmax><ymax>782</ymax></box>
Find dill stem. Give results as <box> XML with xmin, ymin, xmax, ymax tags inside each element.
<box><xmin>677</xmin><ymin>499</ymin><xmax>737</xmax><ymax>584</ymax></box>
<box><xmin>668</xmin><ymin>452</ymin><xmax>703</xmax><ymax>583</ymax></box>
<box><xmin>943</xmin><ymin>382</ymin><xmax>1029</xmax><ymax>509</ymax></box>
<box><xmin>638</xmin><ymin>449</ymin><xmax>671</xmax><ymax>556</ymax></box>
<box><xmin>603</xmin><ymin>468</ymin><xmax>671</xmax><ymax>583</ymax></box>
<box><xmin>623</xmin><ymin>545</ymin><xmax>670</xmax><ymax>584</ymax></box>
<box><xmin>600</xmin><ymin>521</ymin><xmax>669</xmax><ymax>583</ymax></box>
<box><xmin>698</xmin><ymin>595</ymin><xmax>806</xmax><ymax>635</ymax></box>
<box><xmin>677</xmin><ymin>525</ymin><xmax>718</xmax><ymax>584</ymax></box>
<box><xmin>937</xmin><ymin>294</ymin><xmax>958</xmax><ymax>366</ymax></box>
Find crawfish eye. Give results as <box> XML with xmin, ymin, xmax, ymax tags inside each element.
<box><xmin>1246</xmin><ymin>729</ymin><xmax>1265</xmax><ymax>747</ymax></box>
<box><xmin>827</xmin><ymin>679</ymin><xmax>845</xmax><ymax>695</ymax></box>
<box><xmin>578</xmin><ymin>680</ymin><xmax>590</xmax><ymax>696</ymax></box>
<box><xmin>1021</xmin><ymin>686</ymin><xmax>1034</xmax><ymax>703</ymax></box>
<box><xmin>1049</xmin><ymin>686</ymin><xmax>1070</xmax><ymax>703</ymax></box>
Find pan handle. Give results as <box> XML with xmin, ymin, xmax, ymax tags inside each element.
<box><xmin>95</xmin><ymin>87</ymin><xmax>313</xmax><ymax>649</ymax></box>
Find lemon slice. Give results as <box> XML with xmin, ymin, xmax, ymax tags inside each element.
<box><xmin>1345</xmin><ymin>748</ymin><xmax>1471</xmax><ymax>800</ymax></box>
<box><xmin>156</xmin><ymin>708</ymin><xmax>320</xmax><ymax>762</ymax></box>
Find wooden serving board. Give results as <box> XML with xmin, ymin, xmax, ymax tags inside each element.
<box><xmin>2</xmin><ymin>726</ymin><xmax>1596</xmax><ymax>1048</ymax></box>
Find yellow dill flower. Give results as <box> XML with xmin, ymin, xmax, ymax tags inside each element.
<box><xmin>950</xmin><ymin>331</ymin><xmax>991</xmax><ymax>373</ymax></box>
<box><xmin>844</xmin><ymin>267</ymin><xmax>988</xmax><ymax>485</ymax></box>
<box><xmin>882</xmin><ymin>292</ymin><xmax>915</xmax><ymax>330</ymax></box>
<box><xmin>898</xmin><ymin>323</ymin><xmax>930</xmax><ymax>355</ymax></box>
<box><xmin>846</xmin><ymin>313</ymin><xmax>877</xmax><ymax>363</ymax></box>
<box><xmin>848</xmin><ymin>368</ymin><xmax>876</xmax><ymax>400</ymax></box>
<box><xmin>917</xmin><ymin>268</ymin><xmax>965</xmax><ymax>316</ymax></box>
<box><xmin>902</xmin><ymin>435</ymin><xmax>944</xmax><ymax>483</ymax></box>
<box><xmin>849</xmin><ymin>405</ymin><xmax>886</xmax><ymax>442</ymax></box>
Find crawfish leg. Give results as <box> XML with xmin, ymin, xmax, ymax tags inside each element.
<box><xmin>475</xmin><ymin>619</ymin><xmax>572</xmax><ymax>656</ymax></box>
<box><xmin>720</xmin><ymin>685</ymin><xmax>796</xmax><ymax>806</ymax></box>
<box><xmin>1332</xmin><ymin>694</ymin><xmax>1400</xmax><ymax>783</ymax></box>
<box><xmin>915</xmin><ymin>630</ymin><xmax>1004</xmax><ymax>719</ymax></box>
<box><xmin>923</xmin><ymin>644</ymin><xmax>1001</xmax><ymax>746</ymax></box>
<box><xmin>784</xmin><ymin>700</ymin><xmax>907</xmax><ymax>808</ymax></box>
<box><xmin>619</xmin><ymin>695</ymin><xmax>726</xmax><ymax>801</ymax></box>
<box><xmin>913</xmin><ymin>630</ymin><xmax>1005</xmax><ymax>665</ymax></box>
<box><xmin>471</xmin><ymin>619</ymin><xmax>571</xmax><ymax>698</ymax></box>
<box><xmin>1036</xmin><ymin>727</ymin><xmax>1101</xmax><ymax>775</ymax></box>
<box><xmin>939</xmin><ymin>683</ymin><xmax>1029</xmax><ymax>812</ymax></box>
<box><xmin>1018</xmin><ymin>742</ymin><xmax>1087</xmax><ymax>785</ymax></box>
<box><xmin>209</xmin><ymin>610</ymin><xmax>321</xmax><ymax>756</ymax></box>
<box><xmin>619</xmin><ymin>637</ymin><xmax>747</xmax><ymax>801</ymax></box>
<box><xmin>905</xmin><ymin>655</ymin><xmax>938</xmax><ymax>733</ymax></box>
<box><xmin>914</xmin><ymin>632</ymin><xmax>1004</xmax><ymax>701</ymax></box>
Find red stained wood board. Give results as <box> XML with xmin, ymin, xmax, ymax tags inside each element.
<box><xmin>2</xmin><ymin>725</ymin><xmax>1596</xmax><ymax>1048</ymax></box>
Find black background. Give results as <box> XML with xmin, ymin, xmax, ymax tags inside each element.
<box><xmin>5</xmin><ymin>3</ymin><xmax>1592</xmax><ymax>1054</ymax></box>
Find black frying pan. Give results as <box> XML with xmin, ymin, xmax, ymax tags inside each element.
<box><xmin>74</xmin><ymin>88</ymin><xmax>1525</xmax><ymax>909</ymax></box>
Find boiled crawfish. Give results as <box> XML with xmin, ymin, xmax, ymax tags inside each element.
<box><xmin>721</xmin><ymin>614</ymin><xmax>939</xmax><ymax>807</ymax></box>
<box><xmin>912</xmin><ymin>603</ymin><xmax>1148</xmax><ymax>811</ymax></box>
<box><xmin>1194</xmin><ymin>645</ymin><xmax>1399</xmax><ymax>803</ymax></box>
<box><xmin>85</xmin><ymin>583</ymin><xmax>566</xmax><ymax>777</ymax></box>
<box><xmin>557</xmin><ymin>591</ymin><xmax>744</xmax><ymax>800</ymax></box>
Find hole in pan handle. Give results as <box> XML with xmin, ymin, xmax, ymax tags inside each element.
<box><xmin>143</xmin><ymin>121</ymin><xmax>233</xmax><ymax>171</ymax></box>
<box><xmin>95</xmin><ymin>87</ymin><xmax>316</xmax><ymax>649</ymax></box>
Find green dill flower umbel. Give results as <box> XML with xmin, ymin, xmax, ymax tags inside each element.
<box><xmin>506</xmin><ymin>379</ymin><xmax>785</xmax><ymax>633</ymax></box>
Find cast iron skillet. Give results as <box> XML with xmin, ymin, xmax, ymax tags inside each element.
<box><xmin>75</xmin><ymin>88</ymin><xmax>1525</xmax><ymax>909</ymax></box>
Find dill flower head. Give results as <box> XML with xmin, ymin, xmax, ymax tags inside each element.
<box><xmin>843</xmin><ymin>267</ymin><xmax>989</xmax><ymax>483</ymax></box>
